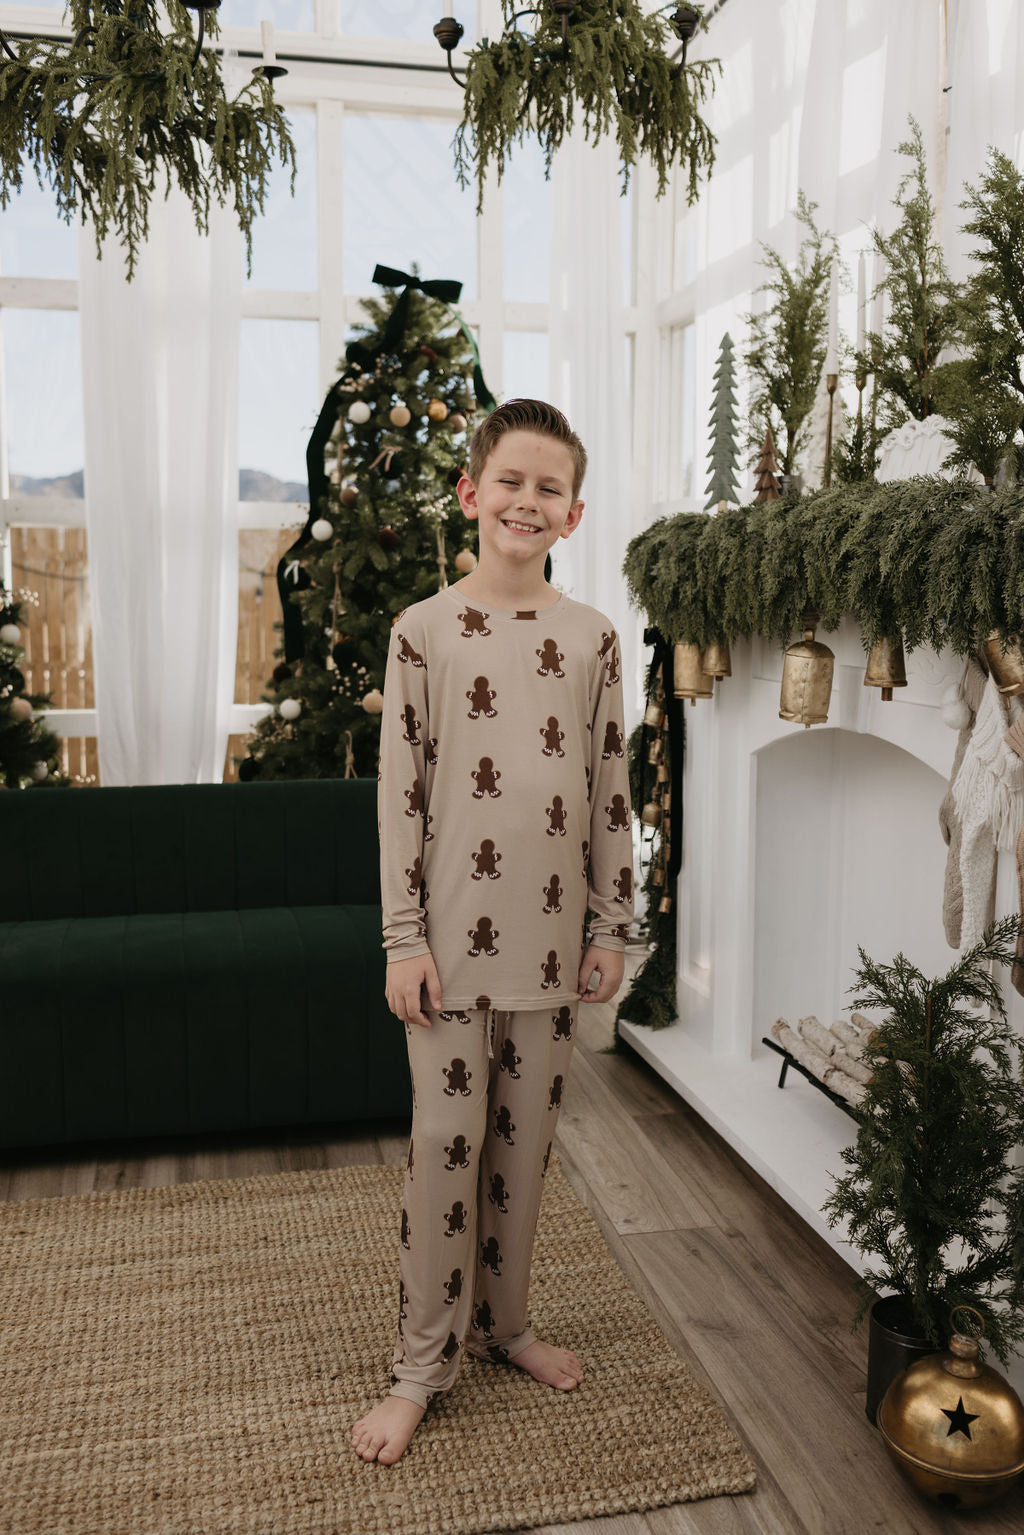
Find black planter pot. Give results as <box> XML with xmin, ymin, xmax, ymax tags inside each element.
<box><xmin>866</xmin><ymin>1294</ymin><xmax>940</xmax><ymax>1426</ymax></box>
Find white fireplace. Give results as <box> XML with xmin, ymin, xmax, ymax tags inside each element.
<box><xmin>618</xmin><ymin>613</ymin><xmax>1024</xmax><ymax>1390</ymax></box>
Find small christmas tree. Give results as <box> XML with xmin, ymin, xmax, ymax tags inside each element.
<box><xmin>236</xmin><ymin>267</ymin><xmax>493</xmax><ymax>781</ymax></box>
<box><xmin>866</xmin><ymin>117</ymin><xmax>962</xmax><ymax>433</ymax></box>
<box><xmin>753</xmin><ymin>426</ymin><xmax>781</xmax><ymax>501</ymax></box>
<box><xmin>704</xmin><ymin>333</ymin><xmax>740</xmax><ymax>508</ymax></box>
<box><xmin>939</xmin><ymin>148</ymin><xmax>1024</xmax><ymax>484</ymax></box>
<box><xmin>0</xmin><ymin>584</ymin><xmax>65</xmax><ymax>788</ymax></box>
<box><xmin>743</xmin><ymin>190</ymin><xmax>839</xmax><ymax>476</ymax></box>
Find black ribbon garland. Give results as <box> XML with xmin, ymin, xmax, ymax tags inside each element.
<box><xmin>274</xmin><ymin>263</ymin><xmax>497</xmax><ymax>664</ymax></box>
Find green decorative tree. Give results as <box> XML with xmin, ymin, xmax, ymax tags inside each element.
<box><xmin>704</xmin><ymin>332</ymin><xmax>740</xmax><ymax>508</ymax></box>
<box><xmin>236</xmin><ymin>268</ymin><xmax>496</xmax><ymax>782</ymax></box>
<box><xmin>743</xmin><ymin>191</ymin><xmax>839</xmax><ymax>476</ymax></box>
<box><xmin>939</xmin><ymin>148</ymin><xmax>1024</xmax><ymax>484</ymax></box>
<box><xmin>0</xmin><ymin>584</ymin><xmax>66</xmax><ymax>789</ymax></box>
<box><xmin>822</xmin><ymin>915</ymin><xmax>1024</xmax><ymax>1366</ymax></box>
<box><xmin>865</xmin><ymin>117</ymin><xmax>962</xmax><ymax>434</ymax></box>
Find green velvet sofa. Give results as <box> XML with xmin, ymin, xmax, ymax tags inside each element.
<box><xmin>0</xmin><ymin>777</ymin><xmax>411</xmax><ymax>1152</ymax></box>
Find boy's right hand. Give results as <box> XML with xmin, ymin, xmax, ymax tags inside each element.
<box><xmin>385</xmin><ymin>952</ymin><xmax>443</xmax><ymax>1028</ymax></box>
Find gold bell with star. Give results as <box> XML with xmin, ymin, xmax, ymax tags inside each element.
<box><xmin>779</xmin><ymin>611</ymin><xmax>834</xmax><ymax>728</ymax></box>
<box><xmin>876</xmin><ymin>1307</ymin><xmax>1024</xmax><ymax>1510</ymax></box>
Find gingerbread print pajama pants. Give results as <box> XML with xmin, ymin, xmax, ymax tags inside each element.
<box><xmin>388</xmin><ymin>1001</ymin><xmax>578</xmax><ymax>1410</ymax></box>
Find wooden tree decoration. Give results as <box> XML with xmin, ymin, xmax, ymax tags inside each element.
<box><xmin>704</xmin><ymin>332</ymin><xmax>740</xmax><ymax>508</ymax></box>
<box><xmin>754</xmin><ymin>426</ymin><xmax>782</xmax><ymax>502</ymax></box>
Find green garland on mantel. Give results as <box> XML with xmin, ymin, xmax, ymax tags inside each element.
<box><xmin>624</xmin><ymin>476</ymin><xmax>1024</xmax><ymax>657</ymax></box>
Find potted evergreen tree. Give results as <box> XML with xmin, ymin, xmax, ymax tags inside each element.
<box><xmin>822</xmin><ymin>914</ymin><xmax>1024</xmax><ymax>1424</ymax></box>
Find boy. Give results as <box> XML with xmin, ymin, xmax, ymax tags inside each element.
<box><xmin>352</xmin><ymin>399</ymin><xmax>635</xmax><ymax>1465</ymax></box>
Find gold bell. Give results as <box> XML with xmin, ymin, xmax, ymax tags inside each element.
<box><xmin>647</xmin><ymin>736</ymin><xmax>662</xmax><ymax>764</ymax></box>
<box><xmin>864</xmin><ymin>635</ymin><xmax>908</xmax><ymax>701</ymax></box>
<box><xmin>983</xmin><ymin>632</ymin><xmax>1024</xmax><ymax>696</ymax></box>
<box><xmin>702</xmin><ymin>639</ymin><xmax>732</xmax><ymax>679</ymax></box>
<box><xmin>640</xmin><ymin>800</ymin><xmax>662</xmax><ymax>829</ymax></box>
<box><xmin>877</xmin><ymin>1307</ymin><xmax>1024</xmax><ymax>1511</ymax></box>
<box><xmin>643</xmin><ymin>697</ymin><xmax>665</xmax><ymax>728</ymax></box>
<box><xmin>656</xmin><ymin>761</ymin><xmax>670</xmax><ymax>783</ymax></box>
<box><xmin>779</xmin><ymin>612</ymin><xmax>834</xmax><ymax>728</ymax></box>
<box><xmin>658</xmin><ymin>893</ymin><xmax>673</xmax><ymax>913</ymax></box>
<box><xmin>673</xmin><ymin>641</ymin><xmax>714</xmax><ymax>704</ymax></box>
<box><xmin>652</xmin><ymin>864</ymin><xmax>666</xmax><ymax>886</ymax></box>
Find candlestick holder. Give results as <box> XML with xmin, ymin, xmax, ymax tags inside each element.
<box><xmin>823</xmin><ymin>373</ymin><xmax>838</xmax><ymax>489</ymax></box>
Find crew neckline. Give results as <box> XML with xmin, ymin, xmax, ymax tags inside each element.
<box><xmin>443</xmin><ymin>583</ymin><xmax>565</xmax><ymax>620</ymax></box>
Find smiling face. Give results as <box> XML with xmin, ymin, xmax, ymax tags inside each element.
<box><xmin>456</xmin><ymin>429</ymin><xmax>584</xmax><ymax>571</ymax></box>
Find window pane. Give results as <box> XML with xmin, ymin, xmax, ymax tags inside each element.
<box><xmin>344</xmin><ymin>115</ymin><xmax>477</xmax><ymax>299</ymax></box>
<box><xmin>235</xmin><ymin>526</ymin><xmax>297</xmax><ymax>704</ymax></box>
<box><xmin>502</xmin><ymin>136</ymin><xmax>551</xmax><ymax>303</ymax></box>
<box><xmin>2</xmin><ymin>310</ymin><xmax>83</xmax><ymax>493</ymax></box>
<box><xmin>217</xmin><ymin>0</ymin><xmax>315</xmax><ymax>28</ymax></box>
<box><xmin>342</xmin><ymin>1</ymin><xmax>477</xmax><ymax>43</ymax></box>
<box><xmin>239</xmin><ymin>318</ymin><xmax>319</xmax><ymax>495</ymax></box>
<box><xmin>503</xmin><ymin>331</ymin><xmax>549</xmax><ymax>405</ymax></box>
<box><xmin>244</xmin><ymin>108</ymin><xmax>317</xmax><ymax>290</ymax></box>
<box><xmin>0</xmin><ymin>170</ymin><xmax>77</xmax><ymax>280</ymax></box>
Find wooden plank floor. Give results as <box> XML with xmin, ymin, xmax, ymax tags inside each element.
<box><xmin>3</xmin><ymin>953</ymin><xmax>1023</xmax><ymax>1534</ymax></box>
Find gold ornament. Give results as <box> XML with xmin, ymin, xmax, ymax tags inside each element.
<box><xmin>652</xmin><ymin>864</ymin><xmax>666</xmax><ymax>886</ymax></box>
<box><xmin>427</xmin><ymin>399</ymin><xmax>449</xmax><ymax>422</ymax></box>
<box><xmin>702</xmin><ymin>639</ymin><xmax>732</xmax><ymax>678</ymax></box>
<box><xmin>877</xmin><ymin>1308</ymin><xmax>1024</xmax><ymax>1511</ymax></box>
<box><xmin>643</xmin><ymin>697</ymin><xmax>665</xmax><ymax>729</ymax></box>
<box><xmin>389</xmin><ymin>403</ymin><xmax>412</xmax><ymax>427</ymax></box>
<box><xmin>779</xmin><ymin>611</ymin><xmax>834</xmax><ymax>728</ymax></box>
<box><xmin>673</xmin><ymin>642</ymin><xmax>714</xmax><ymax>703</ymax></box>
<box><xmin>656</xmin><ymin>761</ymin><xmax>669</xmax><ymax>783</ymax></box>
<box><xmin>340</xmin><ymin>484</ymin><xmax>359</xmax><ymax>505</ymax></box>
<box><xmin>983</xmin><ymin>632</ymin><xmax>1024</xmax><ymax>697</ymax></box>
<box><xmin>449</xmin><ymin>412</ymin><xmax>468</xmax><ymax>433</ymax></box>
<box><xmin>640</xmin><ymin>800</ymin><xmax>662</xmax><ymax>828</ymax></box>
<box><xmin>864</xmin><ymin>635</ymin><xmax>908</xmax><ymax>701</ymax></box>
<box><xmin>454</xmin><ymin>548</ymin><xmax>478</xmax><ymax>574</ymax></box>
<box><xmin>647</xmin><ymin>736</ymin><xmax>662</xmax><ymax>764</ymax></box>
<box><xmin>658</xmin><ymin>894</ymin><xmax>673</xmax><ymax>913</ymax></box>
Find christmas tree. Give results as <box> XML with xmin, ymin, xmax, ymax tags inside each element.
<box><xmin>939</xmin><ymin>148</ymin><xmax>1024</xmax><ymax>484</ymax></box>
<box><xmin>743</xmin><ymin>190</ymin><xmax>838</xmax><ymax>476</ymax></box>
<box><xmin>0</xmin><ymin>584</ymin><xmax>65</xmax><ymax>788</ymax></box>
<box><xmin>866</xmin><ymin>117</ymin><xmax>962</xmax><ymax>433</ymax></box>
<box><xmin>704</xmin><ymin>332</ymin><xmax>740</xmax><ymax>508</ymax></box>
<box><xmin>236</xmin><ymin>267</ymin><xmax>496</xmax><ymax>781</ymax></box>
<box><xmin>753</xmin><ymin>427</ymin><xmax>781</xmax><ymax>502</ymax></box>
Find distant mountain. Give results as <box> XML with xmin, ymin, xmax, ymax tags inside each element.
<box><xmin>9</xmin><ymin>469</ymin><xmax>307</xmax><ymax>502</ymax></box>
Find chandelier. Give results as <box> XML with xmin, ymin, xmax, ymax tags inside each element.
<box><xmin>0</xmin><ymin>0</ymin><xmax>296</xmax><ymax>281</ymax></box>
<box><xmin>431</xmin><ymin>1</ymin><xmax>719</xmax><ymax>211</ymax></box>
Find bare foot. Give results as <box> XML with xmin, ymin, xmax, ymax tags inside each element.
<box><xmin>510</xmin><ymin>1339</ymin><xmax>584</xmax><ymax>1390</ymax></box>
<box><xmin>351</xmin><ymin>1395</ymin><xmax>426</xmax><ymax>1464</ymax></box>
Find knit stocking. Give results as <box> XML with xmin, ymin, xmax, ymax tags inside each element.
<box><xmin>952</xmin><ymin>672</ymin><xmax>1024</xmax><ymax>951</ymax></box>
<box><xmin>939</xmin><ymin>661</ymin><xmax>987</xmax><ymax>947</ymax></box>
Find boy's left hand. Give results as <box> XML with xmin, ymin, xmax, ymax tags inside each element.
<box><xmin>577</xmin><ymin>944</ymin><xmax>625</xmax><ymax>1003</ymax></box>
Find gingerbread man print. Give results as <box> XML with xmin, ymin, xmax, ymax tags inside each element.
<box><xmin>499</xmin><ymin>1038</ymin><xmax>521</xmax><ymax>1077</ymax></box>
<box><xmin>471</xmin><ymin>756</ymin><xmax>502</xmax><ymax>797</ymax></box>
<box><xmin>444</xmin><ymin>1134</ymin><xmax>471</xmax><ymax>1170</ymax></box>
<box><xmin>468</xmin><ymin>917</ymin><xmax>499</xmax><ymax>956</ymax></box>
<box><xmin>494</xmin><ymin>1105</ymin><xmax>516</xmax><ymax>1144</ymax></box>
<box><xmin>444</xmin><ymin>1268</ymin><xmax>463</xmax><ymax>1305</ymax></box>
<box><xmin>545</xmin><ymin>794</ymin><xmax>567</xmax><ymax>835</ymax></box>
<box><xmin>488</xmin><ymin>1172</ymin><xmax>509</xmax><ymax>1213</ymax></box>
<box><xmin>602</xmin><ymin>720</ymin><xmax>624</xmax><ymax>759</ymax></box>
<box><xmin>553</xmin><ymin>1007</ymin><xmax>574</xmax><ymax>1041</ymax></box>
<box><xmin>543</xmin><ymin>873</ymin><xmax>563</xmax><ymax>912</ymax></box>
<box><xmin>536</xmin><ymin>638</ymin><xmax>565</xmax><ymax>677</ymax></box>
<box><xmin>473</xmin><ymin>1300</ymin><xmax>495</xmax><ymax>1338</ymax></box>
<box><xmin>457</xmin><ymin>607</ymin><xmax>492</xmax><ymax>638</ymax></box>
<box><xmin>479</xmin><ymin>1237</ymin><xmax>502</xmax><ymax>1275</ymax></box>
<box><xmin>467</xmin><ymin>676</ymin><xmax>498</xmax><ymax>718</ymax></box>
<box><xmin>471</xmin><ymin>839</ymin><xmax>502</xmax><ymax>880</ymax></box>
<box><xmin>540</xmin><ymin>950</ymin><xmax>561</xmax><ymax>989</ymax></box>
<box><xmin>442</xmin><ymin>1058</ymin><xmax>472</xmax><ymax>1097</ymax></box>
<box><xmin>604</xmin><ymin>793</ymin><xmax>630</xmax><ymax>831</ymax></box>
<box><xmin>540</xmin><ymin>716</ymin><xmax>565</xmax><ymax>757</ymax></box>
<box><xmin>400</xmin><ymin>702</ymin><xmax>421</xmax><ymax>744</ymax></box>
<box><xmin>549</xmin><ymin>1074</ymin><xmax>564</xmax><ymax>1110</ymax></box>
<box><xmin>396</xmin><ymin>632</ymin><xmax>425</xmax><ymax>666</ymax></box>
<box><xmin>403</xmin><ymin>776</ymin><xmax>434</xmax><ymax>840</ymax></box>
<box><xmin>614</xmin><ymin>866</ymin><xmax>633</xmax><ymax>903</ymax></box>
<box><xmin>444</xmin><ymin>1201</ymin><xmax>467</xmax><ymax>1237</ymax></box>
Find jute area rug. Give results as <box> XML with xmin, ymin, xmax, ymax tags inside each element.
<box><xmin>1</xmin><ymin>1157</ymin><xmax>756</xmax><ymax>1535</ymax></box>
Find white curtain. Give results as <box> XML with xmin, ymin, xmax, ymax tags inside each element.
<box><xmin>79</xmin><ymin>157</ymin><xmax>241</xmax><ymax>786</ymax></box>
<box><xmin>548</xmin><ymin>131</ymin><xmax>639</xmax><ymax>729</ymax></box>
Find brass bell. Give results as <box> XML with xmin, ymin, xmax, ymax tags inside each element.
<box><xmin>983</xmin><ymin>632</ymin><xmax>1024</xmax><ymax>696</ymax></box>
<box><xmin>864</xmin><ymin>635</ymin><xmax>908</xmax><ymax>701</ymax></box>
<box><xmin>656</xmin><ymin>761</ymin><xmax>670</xmax><ymax>783</ymax></box>
<box><xmin>877</xmin><ymin>1308</ymin><xmax>1024</xmax><ymax>1510</ymax></box>
<box><xmin>658</xmin><ymin>893</ymin><xmax>673</xmax><ymax>913</ymax></box>
<box><xmin>702</xmin><ymin>639</ymin><xmax>732</xmax><ymax>679</ymax></box>
<box><xmin>640</xmin><ymin>800</ymin><xmax>662</xmax><ymax>828</ymax></box>
<box><xmin>652</xmin><ymin>864</ymin><xmax>666</xmax><ymax>886</ymax></box>
<box><xmin>643</xmin><ymin>696</ymin><xmax>665</xmax><ymax>728</ymax></box>
<box><xmin>673</xmin><ymin>641</ymin><xmax>714</xmax><ymax>704</ymax></box>
<box><xmin>647</xmin><ymin>736</ymin><xmax>662</xmax><ymax>764</ymax></box>
<box><xmin>779</xmin><ymin>611</ymin><xmax>834</xmax><ymax>728</ymax></box>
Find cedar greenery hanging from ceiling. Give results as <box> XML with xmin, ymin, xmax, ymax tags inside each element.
<box><xmin>453</xmin><ymin>0</ymin><xmax>720</xmax><ymax>212</ymax></box>
<box><xmin>0</xmin><ymin>0</ymin><xmax>296</xmax><ymax>281</ymax></box>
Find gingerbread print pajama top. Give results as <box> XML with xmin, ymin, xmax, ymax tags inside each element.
<box><xmin>377</xmin><ymin>585</ymin><xmax>636</xmax><ymax>1008</ymax></box>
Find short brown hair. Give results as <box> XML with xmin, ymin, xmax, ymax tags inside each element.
<box><xmin>467</xmin><ymin>398</ymin><xmax>587</xmax><ymax>502</ymax></box>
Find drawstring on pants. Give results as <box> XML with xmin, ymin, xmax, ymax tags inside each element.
<box><xmin>486</xmin><ymin>1008</ymin><xmax>497</xmax><ymax>1060</ymax></box>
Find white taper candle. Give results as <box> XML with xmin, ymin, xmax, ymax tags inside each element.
<box><xmin>261</xmin><ymin>20</ymin><xmax>276</xmax><ymax>69</ymax></box>
<box><xmin>856</xmin><ymin>251</ymin><xmax>866</xmax><ymax>355</ymax></box>
<box><xmin>825</xmin><ymin>256</ymin><xmax>839</xmax><ymax>376</ymax></box>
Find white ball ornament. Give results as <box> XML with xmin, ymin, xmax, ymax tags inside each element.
<box><xmin>311</xmin><ymin>518</ymin><xmax>334</xmax><ymax>541</ymax></box>
<box><xmin>0</xmin><ymin>623</ymin><xmax>22</xmax><ymax>645</ymax></box>
<box><xmin>347</xmin><ymin>400</ymin><xmax>372</xmax><ymax>425</ymax></box>
<box><xmin>389</xmin><ymin>403</ymin><xmax>412</xmax><ymax>428</ymax></box>
<box><xmin>9</xmin><ymin>696</ymin><xmax>33</xmax><ymax>721</ymax></box>
<box><xmin>361</xmin><ymin>688</ymin><xmax>384</xmax><ymax>715</ymax></box>
<box><xmin>454</xmin><ymin>549</ymin><xmax>478</xmax><ymax>574</ymax></box>
<box><xmin>279</xmin><ymin>697</ymin><xmax>302</xmax><ymax>721</ymax></box>
<box><xmin>31</xmin><ymin>761</ymin><xmax>48</xmax><ymax>781</ymax></box>
<box><xmin>941</xmin><ymin>696</ymin><xmax>971</xmax><ymax>731</ymax></box>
